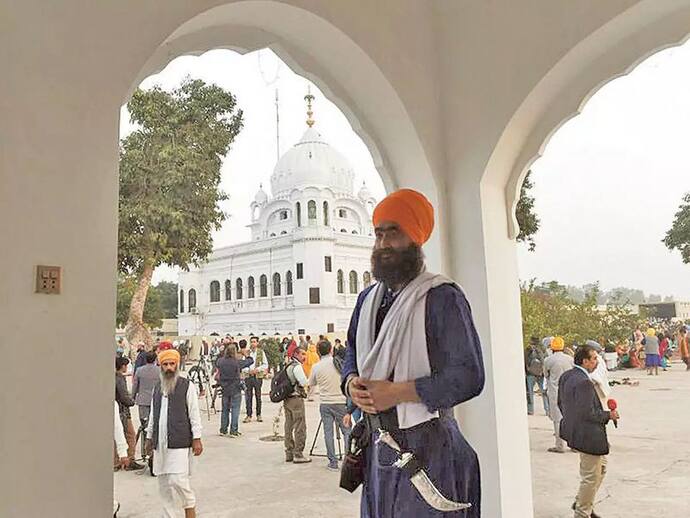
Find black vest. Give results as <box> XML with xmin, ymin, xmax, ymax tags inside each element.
<box><xmin>151</xmin><ymin>377</ymin><xmax>193</xmax><ymax>449</ymax></box>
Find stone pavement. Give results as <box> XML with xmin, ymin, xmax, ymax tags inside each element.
<box><xmin>115</xmin><ymin>364</ymin><xmax>690</xmax><ymax>517</ymax></box>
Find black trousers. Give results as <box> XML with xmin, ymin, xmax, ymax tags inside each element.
<box><xmin>245</xmin><ymin>376</ymin><xmax>263</xmax><ymax>417</ymax></box>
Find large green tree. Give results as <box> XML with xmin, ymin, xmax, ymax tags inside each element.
<box><xmin>119</xmin><ymin>79</ymin><xmax>243</xmax><ymax>345</ymax></box>
<box><xmin>116</xmin><ymin>275</ymin><xmax>165</xmax><ymax>329</ymax></box>
<box><xmin>663</xmin><ymin>192</ymin><xmax>690</xmax><ymax>263</ymax></box>
<box><xmin>516</xmin><ymin>171</ymin><xmax>540</xmax><ymax>251</ymax></box>
<box><xmin>156</xmin><ymin>280</ymin><xmax>179</xmax><ymax>319</ymax></box>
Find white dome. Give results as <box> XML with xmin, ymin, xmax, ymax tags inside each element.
<box><xmin>254</xmin><ymin>184</ymin><xmax>268</xmax><ymax>205</ymax></box>
<box><xmin>270</xmin><ymin>127</ymin><xmax>355</xmax><ymax>196</ymax></box>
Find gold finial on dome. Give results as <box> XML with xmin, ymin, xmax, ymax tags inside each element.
<box><xmin>304</xmin><ymin>86</ymin><xmax>315</xmax><ymax>128</ymax></box>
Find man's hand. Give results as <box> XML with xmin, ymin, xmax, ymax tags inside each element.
<box><xmin>342</xmin><ymin>413</ymin><xmax>352</xmax><ymax>428</ymax></box>
<box><xmin>610</xmin><ymin>410</ymin><xmax>620</xmax><ymax>421</ymax></box>
<box><xmin>361</xmin><ymin>380</ymin><xmax>404</xmax><ymax>413</ymax></box>
<box><xmin>192</xmin><ymin>438</ymin><xmax>203</xmax><ymax>456</ymax></box>
<box><xmin>349</xmin><ymin>377</ymin><xmax>376</xmax><ymax>414</ymax></box>
<box><xmin>119</xmin><ymin>457</ymin><xmax>130</xmax><ymax>469</ymax></box>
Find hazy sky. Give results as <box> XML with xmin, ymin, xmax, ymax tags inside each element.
<box><xmin>517</xmin><ymin>40</ymin><xmax>690</xmax><ymax>300</ymax></box>
<box><xmin>122</xmin><ymin>44</ymin><xmax>690</xmax><ymax>299</ymax></box>
<box><xmin>119</xmin><ymin>49</ymin><xmax>386</xmax><ymax>284</ymax></box>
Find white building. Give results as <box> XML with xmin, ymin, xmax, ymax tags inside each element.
<box><xmin>178</xmin><ymin>100</ymin><xmax>377</xmax><ymax>337</ymax></box>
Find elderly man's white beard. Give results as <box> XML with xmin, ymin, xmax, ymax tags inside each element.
<box><xmin>160</xmin><ymin>369</ymin><xmax>180</xmax><ymax>395</ymax></box>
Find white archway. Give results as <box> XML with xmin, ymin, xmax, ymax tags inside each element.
<box><xmin>123</xmin><ymin>0</ymin><xmax>448</xmax><ymax>273</ymax></box>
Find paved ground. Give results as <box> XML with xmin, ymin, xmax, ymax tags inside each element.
<box><xmin>115</xmin><ymin>364</ymin><xmax>690</xmax><ymax>517</ymax></box>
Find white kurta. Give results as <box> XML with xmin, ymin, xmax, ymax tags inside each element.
<box><xmin>146</xmin><ymin>380</ymin><xmax>202</xmax><ymax>476</ymax></box>
<box><xmin>543</xmin><ymin>352</ymin><xmax>574</xmax><ymax>422</ymax></box>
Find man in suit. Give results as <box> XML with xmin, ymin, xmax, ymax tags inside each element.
<box><xmin>559</xmin><ymin>344</ymin><xmax>620</xmax><ymax>518</ymax></box>
<box><xmin>132</xmin><ymin>351</ymin><xmax>159</xmax><ymax>425</ymax></box>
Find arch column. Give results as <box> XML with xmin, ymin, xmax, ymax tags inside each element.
<box><xmin>447</xmin><ymin>176</ymin><xmax>533</xmax><ymax>518</ymax></box>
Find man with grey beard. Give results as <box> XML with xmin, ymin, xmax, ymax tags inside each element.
<box><xmin>146</xmin><ymin>349</ymin><xmax>203</xmax><ymax>518</ymax></box>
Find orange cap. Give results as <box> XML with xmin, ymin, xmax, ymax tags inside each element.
<box><xmin>372</xmin><ymin>189</ymin><xmax>434</xmax><ymax>245</ymax></box>
<box><xmin>158</xmin><ymin>349</ymin><xmax>180</xmax><ymax>365</ymax></box>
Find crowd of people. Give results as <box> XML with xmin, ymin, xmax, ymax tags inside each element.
<box><xmin>523</xmin><ymin>321</ymin><xmax>690</xmax><ymax>517</ymax></box>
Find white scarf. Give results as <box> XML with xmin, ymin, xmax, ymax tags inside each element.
<box><xmin>356</xmin><ymin>271</ymin><xmax>454</xmax><ymax>429</ymax></box>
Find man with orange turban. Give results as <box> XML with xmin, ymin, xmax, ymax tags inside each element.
<box><xmin>146</xmin><ymin>349</ymin><xmax>203</xmax><ymax>518</ymax></box>
<box><xmin>543</xmin><ymin>336</ymin><xmax>573</xmax><ymax>453</ymax></box>
<box><xmin>340</xmin><ymin>189</ymin><xmax>485</xmax><ymax>517</ymax></box>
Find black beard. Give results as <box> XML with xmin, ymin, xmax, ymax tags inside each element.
<box><xmin>371</xmin><ymin>244</ymin><xmax>424</xmax><ymax>288</ymax></box>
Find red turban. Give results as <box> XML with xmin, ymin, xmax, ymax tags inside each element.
<box><xmin>287</xmin><ymin>340</ymin><xmax>298</xmax><ymax>359</ymax></box>
<box><xmin>372</xmin><ymin>189</ymin><xmax>434</xmax><ymax>245</ymax></box>
<box><xmin>157</xmin><ymin>341</ymin><xmax>173</xmax><ymax>351</ymax></box>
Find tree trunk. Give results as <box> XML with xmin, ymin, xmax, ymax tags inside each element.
<box><xmin>125</xmin><ymin>261</ymin><xmax>155</xmax><ymax>349</ymax></box>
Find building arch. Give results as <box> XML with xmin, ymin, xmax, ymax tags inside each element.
<box><xmin>273</xmin><ymin>272</ymin><xmax>281</xmax><ymax>296</ymax></box>
<box><xmin>188</xmin><ymin>288</ymin><xmax>197</xmax><ymax>310</ymax></box>
<box><xmin>286</xmin><ymin>270</ymin><xmax>293</xmax><ymax>295</ymax></box>
<box><xmin>307</xmin><ymin>200</ymin><xmax>317</xmax><ymax>221</ymax></box>
<box><xmin>337</xmin><ymin>269</ymin><xmax>344</xmax><ymax>294</ymax></box>
<box><xmin>235</xmin><ymin>278</ymin><xmax>243</xmax><ymax>300</ymax></box>
<box><xmin>363</xmin><ymin>271</ymin><xmax>371</xmax><ymax>288</ymax></box>
<box><xmin>259</xmin><ymin>274</ymin><xmax>268</xmax><ymax>297</ymax></box>
<box><xmin>323</xmin><ymin>201</ymin><xmax>329</xmax><ymax>226</ymax></box>
<box><xmin>210</xmin><ymin>280</ymin><xmax>220</xmax><ymax>302</ymax></box>
<box><xmin>247</xmin><ymin>276</ymin><xmax>255</xmax><ymax>299</ymax></box>
<box><xmin>349</xmin><ymin>270</ymin><xmax>358</xmax><ymax>294</ymax></box>
<box><xmin>296</xmin><ymin>201</ymin><xmax>302</xmax><ymax>227</ymax></box>
<box><xmin>179</xmin><ymin>289</ymin><xmax>184</xmax><ymax>313</ymax></box>
<box><xmin>225</xmin><ymin>279</ymin><xmax>232</xmax><ymax>300</ymax></box>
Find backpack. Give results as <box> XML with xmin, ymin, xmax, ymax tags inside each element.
<box><xmin>527</xmin><ymin>349</ymin><xmax>543</xmax><ymax>376</ymax></box>
<box><xmin>269</xmin><ymin>361</ymin><xmax>297</xmax><ymax>403</ymax></box>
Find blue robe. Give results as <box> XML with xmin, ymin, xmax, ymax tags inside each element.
<box><xmin>342</xmin><ymin>282</ymin><xmax>485</xmax><ymax>517</ymax></box>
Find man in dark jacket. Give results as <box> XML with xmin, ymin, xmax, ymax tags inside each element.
<box><xmin>216</xmin><ymin>346</ymin><xmax>254</xmax><ymax>437</ymax></box>
<box><xmin>115</xmin><ymin>357</ymin><xmax>144</xmax><ymax>470</ymax></box>
<box><xmin>558</xmin><ymin>344</ymin><xmax>620</xmax><ymax>518</ymax></box>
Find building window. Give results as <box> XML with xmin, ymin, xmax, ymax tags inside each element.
<box><xmin>286</xmin><ymin>270</ymin><xmax>293</xmax><ymax>295</ymax></box>
<box><xmin>179</xmin><ymin>289</ymin><xmax>184</xmax><ymax>313</ymax></box>
<box><xmin>363</xmin><ymin>271</ymin><xmax>372</xmax><ymax>288</ymax></box>
<box><xmin>352</xmin><ymin>230</ymin><xmax>358</xmax><ymax>234</ymax></box>
<box><xmin>297</xmin><ymin>263</ymin><xmax>304</xmax><ymax>279</ymax></box>
<box><xmin>260</xmin><ymin>274</ymin><xmax>268</xmax><ymax>297</ymax></box>
<box><xmin>324</xmin><ymin>256</ymin><xmax>332</xmax><ymax>272</ymax></box>
<box><xmin>188</xmin><ymin>289</ymin><xmax>197</xmax><ymax>310</ymax></box>
<box><xmin>280</xmin><ymin>210</ymin><xmax>288</xmax><ymax>220</ymax></box>
<box><xmin>273</xmin><ymin>273</ymin><xmax>281</xmax><ymax>296</ymax></box>
<box><xmin>296</xmin><ymin>202</ymin><xmax>302</xmax><ymax>227</ymax></box>
<box><xmin>248</xmin><ymin>276</ymin><xmax>255</xmax><ymax>298</ymax></box>
<box><xmin>308</xmin><ymin>200</ymin><xmax>317</xmax><ymax>221</ymax></box>
<box><xmin>323</xmin><ymin>201</ymin><xmax>329</xmax><ymax>226</ymax></box>
<box><xmin>236</xmin><ymin>279</ymin><xmax>243</xmax><ymax>300</ymax></box>
<box><xmin>225</xmin><ymin>280</ymin><xmax>232</xmax><ymax>300</ymax></box>
<box><xmin>298</xmin><ymin>328</ymin><xmax>306</xmax><ymax>335</ymax></box>
<box><xmin>339</xmin><ymin>208</ymin><xmax>347</xmax><ymax>218</ymax></box>
<box><xmin>337</xmin><ymin>270</ymin><xmax>344</xmax><ymax>294</ymax></box>
<box><xmin>349</xmin><ymin>270</ymin><xmax>359</xmax><ymax>294</ymax></box>
<box><xmin>340</xmin><ymin>229</ymin><xmax>347</xmax><ymax>233</ymax></box>
<box><xmin>270</xmin><ymin>233</ymin><xmax>276</xmax><ymax>237</ymax></box>
<box><xmin>327</xmin><ymin>323</ymin><xmax>335</xmax><ymax>333</ymax></box>
<box><xmin>281</xmin><ymin>231</ymin><xmax>287</xmax><ymax>235</ymax></box>
<box><xmin>309</xmin><ymin>287</ymin><xmax>321</xmax><ymax>304</ymax></box>
<box><xmin>210</xmin><ymin>281</ymin><xmax>220</xmax><ymax>302</ymax></box>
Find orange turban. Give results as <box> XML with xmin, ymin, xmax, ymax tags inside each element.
<box><xmin>373</xmin><ymin>189</ymin><xmax>434</xmax><ymax>245</ymax></box>
<box><xmin>551</xmin><ymin>337</ymin><xmax>565</xmax><ymax>352</ymax></box>
<box><xmin>158</xmin><ymin>349</ymin><xmax>180</xmax><ymax>365</ymax></box>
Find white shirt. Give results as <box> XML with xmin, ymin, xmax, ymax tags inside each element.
<box><xmin>308</xmin><ymin>357</ymin><xmax>346</xmax><ymax>404</ymax></box>
<box><xmin>242</xmin><ymin>347</ymin><xmax>269</xmax><ymax>375</ymax></box>
<box><xmin>589</xmin><ymin>355</ymin><xmax>611</xmax><ymax>406</ymax></box>
<box><xmin>292</xmin><ymin>363</ymin><xmax>308</xmax><ymax>387</ymax></box>
<box><xmin>146</xmin><ymin>380</ymin><xmax>202</xmax><ymax>475</ymax></box>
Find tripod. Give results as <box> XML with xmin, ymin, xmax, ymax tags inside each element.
<box><xmin>308</xmin><ymin>417</ymin><xmax>343</xmax><ymax>460</ymax></box>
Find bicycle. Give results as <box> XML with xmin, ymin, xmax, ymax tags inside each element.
<box><xmin>187</xmin><ymin>355</ymin><xmax>214</xmax><ymax>419</ymax></box>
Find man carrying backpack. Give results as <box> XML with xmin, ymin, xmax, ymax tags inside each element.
<box><xmin>525</xmin><ymin>336</ymin><xmax>549</xmax><ymax>416</ymax></box>
<box><xmin>281</xmin><ymin>341</ymin><xmax>311</xmax><ymax>464</ymax></box>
